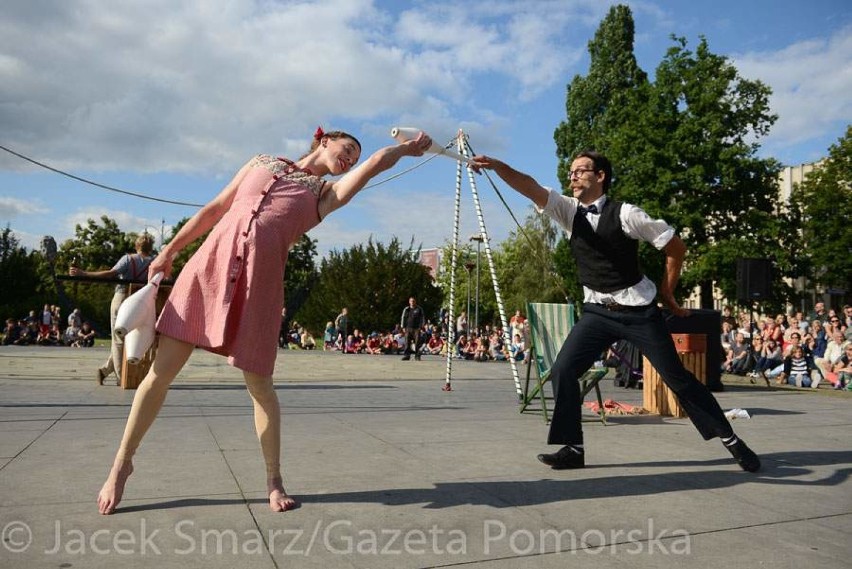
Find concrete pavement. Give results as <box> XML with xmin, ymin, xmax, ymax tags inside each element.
<box><xmin>0</xmin><ymin>345</ymin><xmax>849</xmax><ymax>568</ymax></box>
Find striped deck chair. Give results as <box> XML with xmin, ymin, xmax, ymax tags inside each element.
<box><xmin>522</xmin><ymin>302</ymin><xmax>607</xmax><ymax>424</ymax></box>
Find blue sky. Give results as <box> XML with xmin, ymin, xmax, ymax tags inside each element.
<box><xmin>1</xmin><ymin>0</ymin><xmax>849</xmax><ymax>259</ymax></box>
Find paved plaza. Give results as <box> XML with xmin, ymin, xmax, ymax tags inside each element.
<box><xmin>0</xmin><ymin>345</ymin><xmax>849</xmax><ymax>568</ymax></box>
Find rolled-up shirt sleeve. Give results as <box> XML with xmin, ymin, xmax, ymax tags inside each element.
<box><xmin>620</xmin><ymin>203</ymin><xmax>675</xmax><ymax>250</ymax></box>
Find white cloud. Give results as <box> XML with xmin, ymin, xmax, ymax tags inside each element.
<box><xmin>0</xmin><ymin>196</ymin><xmax>48</xmax><ymax>218</ymax></box>
<box><xmin>733</xmin><ymin>24</ymin><xmax>852</xmax><ymax>153</ymax></box>
<box><xmin>0</xmin><ymin>0</ymin><xmax>590</xmax><ymax>175</ymax></box>
<box><xmin>63</xmin><ymin>208</ymin><xmax>173</xmax><ymax>246</ymax></box>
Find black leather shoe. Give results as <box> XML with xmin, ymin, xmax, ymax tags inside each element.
<box><xmin>537</xmin><ymin>446</ymin><xmax>585</xmax><ymax>469</ymax></box>
<box><xmin>726</xmin><ymin>438</ymin><xmax>761</xmax><ymax>472</ymax></box>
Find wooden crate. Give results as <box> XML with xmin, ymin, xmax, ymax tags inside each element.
<box><xmin>643</xmin><ymin>334</ymin><xmax>707</xmax><ymax>418</ymax></box>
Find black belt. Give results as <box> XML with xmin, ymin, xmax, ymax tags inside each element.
<box><xmin>591</xmin><ymin>302</ymin><xmax>651</xmax><ymax>312</ymax></box>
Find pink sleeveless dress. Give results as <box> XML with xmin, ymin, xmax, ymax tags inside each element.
<box><xmin>156</xmin><ymin>155</ymin><xmax>325</xmax><ymax>376</ymax></box>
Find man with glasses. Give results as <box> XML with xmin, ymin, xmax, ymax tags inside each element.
<box><xmin>470</xmin><ymin>150</ymin><xmax>760</xmax><ymax>473</ymax></box>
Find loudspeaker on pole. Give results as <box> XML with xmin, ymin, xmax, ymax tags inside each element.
<box><xmin>736</xmin><ymin>258</ymin><xmax>772</xmax><ymax>302</ymax></box>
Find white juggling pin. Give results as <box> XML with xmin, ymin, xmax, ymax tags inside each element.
<box><xmin>123</xmin><ymin>325</ymin><xmax>156</xmax><ymax>365</ymax></box>
<box><xmin>113</xmin><ymin>272</ymin><xmax>163</xmax><ymax>340</ymax></box>
<box><xmin>390</xmin><ymin>127</ymin><xmax>472</xmax><ymax>164</ymax></box>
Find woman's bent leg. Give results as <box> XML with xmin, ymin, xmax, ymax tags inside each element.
<box><xmin>243</xmin><ymin>372</ymin><xmax>296</xmax><ymax>512</ymax></box>
<box><xmin>97</xmin><ymin>336</ymin><xmax>194</xmax><ymax>515</ymax></box>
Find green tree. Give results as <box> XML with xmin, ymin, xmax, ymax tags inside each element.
<box><xmin>495</xmin><ymin>210</ymin><xmax>573</xmax><ymax>309</ymax></box>
<box><xmin>0</xmin><ymin>227</ymin><xmax>47</xmax><ymax>320</ymax></box>
<box><xmin>789</xmin><ymin>126</ymin><xmax>852</xmax><ymax>301</ymax></box>
<box><xmin>295</xmin><ymin>237</ymin><xmax>441</xmax><ymax>335</ymax></box>
<box><xmin>554</xmin><ymin>4</ymin><xmax>648</xmax><ymax>188</ymax></box>
<box><xmin>554</xmin><ymin>4</ymin><xmax>785</xmax><ymax>311</ymax></box>
<box><xmin>284</xmin><ymin>234</ymin><xmax>319</xmax><ymax>320</ymax></box>
<box><xmin>163</xmin><ymin>217</ymin><xmax>205</xmax><ymax>276</ymax></box>
<box><xmin>56</xmin><ymin>216</ymin><xmax>134</xmax><ymax>332</ymax></box>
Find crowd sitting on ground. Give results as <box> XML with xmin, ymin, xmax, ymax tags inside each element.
<box><xmin>2</xmin><ymin>304</ymin><xmax>98</xmax><ymax>348</ymax></box>
<box><xmin>277</xmin><ymin>308</ymin><xmax>532</xmax><ymax>363</ymax></box>
<box><xmin>721</xmin><ymin>302</ymin><xmax>852</xmax><ymax>391</ymax></box>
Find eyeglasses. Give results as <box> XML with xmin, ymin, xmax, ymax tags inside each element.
<box><xmin>830</xmin><ymin>319</ymin><xmax>840</xmax><ymax>323</ymax></box>
<box><xmin>568</xmin><ymin>168</ymin><xmax>597</xmax><ymax>179</ymax></box>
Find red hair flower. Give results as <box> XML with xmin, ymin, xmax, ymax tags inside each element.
<box><xmin>313</xmin><ymin>126</ymin><xmax>325</xmax><ymax>140</ymax></box>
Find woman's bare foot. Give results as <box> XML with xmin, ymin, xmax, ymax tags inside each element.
<box><xmin>97</xmin><ymin>458</ymin><xmax>134</xmax><ymax>515</ymax></box>
<box><xmin>268</xmin><ymin>477</ymin><xmax>297</xmax><ymax>512</ymax></box>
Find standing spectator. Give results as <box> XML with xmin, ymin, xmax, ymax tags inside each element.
<box><xmin>67</xmin><ymin>308</ymin><xmax>82</xmax><ymax>330</ymax></box>
<box><xmin>400</xmin><ymin>297</ymin><xmax>425</xmax><ymax>361</ymax></box>
<box><xmin>456</xmin><ymin>311</ymin><xmax>468</xmax><ymax>339</ymax></box>
<box><xmin>69</xmin><ymin>234</ymin><xmax>156</xmax><ymax>385</ymax></box>
<box><xmin>334</xmin><ymin>308</ymin><xmax>350</xmax><ymax>347</ymax></box>
<box><xmin>40</xmin><ymin>304</ymin><xmax>52</xmax><ymax>338</ymax></box>
<box><xmin>322</xmin><ymin>321</ymin><xmax>337</xmax><ymax>350</ymax></box>
<box><xmin>509</xmin><ymin>310</ymin><xmax>526</xmax><ymax>343</ymax></box>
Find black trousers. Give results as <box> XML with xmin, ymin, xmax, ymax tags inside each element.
<box><xmin>548</xmin><ymin>303</ymin><xmax>734</xmax><ymax>446</ymax></box>
<box><xmin>404</xmin><ymin>328</ymin><xmax>422</xmax><ymax>356</ymax></box>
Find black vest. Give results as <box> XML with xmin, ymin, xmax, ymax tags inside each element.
<box><xmin>569</xmin><ymin>199</ymin><xmax>643</xmax><ymax>293</ymax></box>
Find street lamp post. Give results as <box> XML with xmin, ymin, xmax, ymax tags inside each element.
<box><xmin>469</xmin><ymin>233</ymin><xmax>484</xmax><ymax>335</ymax></box>
<box><xmin>463</xmin><ymin>261</ymin><xmax>475</xmax><ymax>336</ymax></box>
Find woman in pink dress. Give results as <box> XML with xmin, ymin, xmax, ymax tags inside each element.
<box><xmin>97</xmin><ymin>128</ymin><xmax>433</xmax><ymax>515</ymax></box>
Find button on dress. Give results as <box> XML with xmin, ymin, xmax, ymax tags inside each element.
<box><xmin>156</xmin><ymin>155</ymin><xmax>326</xmax><ymax>376</ymax></box>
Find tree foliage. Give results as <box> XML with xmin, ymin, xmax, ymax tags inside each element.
<box><xmin>295</xmin><ymin>237</ymin><xmax>441</xmax><ymax>335</ymax></box>
<box><xmin>789</xmin><ymin>126</ymin><xmax>852</xmax><ymax>296</ymax></box>
<box><xmin>554</xmin><ymin>5</ymin><xmax>787</xmax><ymax>311</ymax></box>
<box><xmin>284</xmin><ymin>234</ymin><xmax>319</xmax><ymax>321</ymax></box>
<box><xmin>0</xmin><ymin>226</ymin><xmax>49</xmax><ymax>320</ymax></box>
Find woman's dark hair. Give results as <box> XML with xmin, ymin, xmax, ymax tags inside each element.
<box><xmin>574</xmin><ymin>149</ymin><xmax>613</xmax><ymax>193</ymax></box>
<box><xmin>303</xmin><ymin>130</ymin><xmax>361</xmax><ymax>159</ymax></box>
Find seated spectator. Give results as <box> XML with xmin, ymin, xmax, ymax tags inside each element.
<box><xmin>351</xmin><ymin>329</ymin><xmax>365</xmax><ymax>354</ymax></box>
<box><xmin>455</xmin><ymin>334</ymin><xmax>472</xmax><ymax>359</ymax></box>
<box><xmin>300</xmin><ymin>328</ymin><xmax>316</xmax><ymax>350</ymax></box>
<box><xmin>720</xmin><ymin>321</ymin><xmax>735</xmax><ymax>352</ymax></box>
<box><xmin>426</xmin><ymin>334</ymin><xmax>444</xmax><ymax>356</ymax></box>
<box><xmin>816</xmin><ymin>330</ymin><xmax>846</xmax><ymax>385</ymax></box>
<box><xmin>63</xmin><ymin>323</ymin><xmax>80</xmax><ymax>346</ymax></box>
<box><xmin>2</xmin><ymin>318</ymin><xmax>22</xmax><ymax>345</ymax></box>
<box><xmin>830</xmin><ymin>344</ymin><xmax>852</xmax><ymax>390</ymax></box>
<box><xmin>40</xmin><ymin>304</ymin><xmax>52</xmax><ymax>338</ymax></box>
<box><xmin>473</xmin><ymin>334</ymin><xmax>490</xmax><ymax>362</ymax></box>
<box><xmin>74</xmin><ymin>322</ymin><xmax>96</xmax><ymax>348</ymax></box>
<box><xmin>752</xmin><ymin>338</ymin><xmax>782</xmax><ymax>379</ymax></box>
<box><xmin>364</xmin><ymin>332</ymin><xmax>382</xmax><ymax>355</ymax></box>
<box><xmin>343</xmin><ymin>334</ymin><xmax>358</xmax><ymax>354</ymax></box>
<box><xmin>489</xmin><ymin>331</ymin><xmax>506</xmax><ymax>361</ymax></box>
<box><xmin>723</xmin><ymin>332</ymin><xmax>750</xmax><ymax>375</ymax></box>
<box><xmin>509</xmin><ymin>333</ymin><xmax>526</xmax><ymax>362</ymax></box>
<box><xmin>380</xmin><ymin>331</ymin><xmax>398</xmax><ymax>355</ymax></box>
<box><xmin>323</xmin><ymin>321</ymin><xmax>337</xmax><ymax>350</ymax></box>
<box><xmin>777</xmin><ymin>345</ymin><xmax>821</xmax><ymax>388</ymax></box>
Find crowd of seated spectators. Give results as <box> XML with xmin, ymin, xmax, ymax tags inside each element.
<box><xmin>292</xmin><ymin>310</ymin><xmax>532</xmax><ymax>364</ymax></box>
<box><xmin>720</xmin><ymin>302</ymin><xmax>852</xmax><ymax>390</ymax></box>
<box><xmin>2</xmin><ymin>304</ymin><xmax>98</xmax><ymax>348</ymax></box>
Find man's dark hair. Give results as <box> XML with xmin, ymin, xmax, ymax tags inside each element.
<box><xmin>575</xmin><ymin>150</ymin><xmax>613</xmax><ymax>193</ymax></box>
